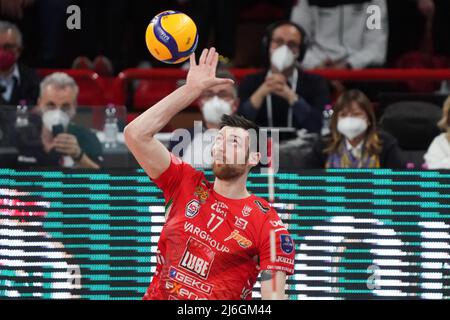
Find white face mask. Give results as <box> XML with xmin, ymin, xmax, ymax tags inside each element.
<box><xmin>270</xmin><ymin>45</ymin><xmax>296</xmax><ymax>72</ymax></box>
<box><xmin>337</xmin><ymin>117</ymin><xmax>368</xmax><ymax>140</ymax></box>
<box><xmin>201</xmin><ymin>96</ymin><xmax>233</xmax><ymax>125</ymax></box>
<box><xmin>42</xmin><ymin>109</ymin><xmax>70</xmax><ymax>132</ymax></box>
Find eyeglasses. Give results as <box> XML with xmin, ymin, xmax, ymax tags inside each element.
<box><xmin>271</xmin><ymin>37</ymin><xmax>300</xmax><ymax>52</ymax></box>
<box><xmin>200</xmin><ymin>90</ymin><xmax>235</xmax><ymax>101</ymax></box>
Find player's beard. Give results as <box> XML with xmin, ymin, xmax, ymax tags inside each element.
<box><xmin>212</xmin><ymin>162</ymin><xmax>247</xmax><ymax>181</ymax></box>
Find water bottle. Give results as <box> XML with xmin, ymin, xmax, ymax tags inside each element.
<box><xmin>15</xmin><ymin>100</ymin><xmax>29</xmax><ymax>128</ymax></box>
<box><xmin>103</xmin><ymin>104</ymin><xmax>119</xmax><ymax>149</ymax></box>
<box><xmin>321</xmin><ymin>104</ymin><xmax>333</xmax><ymax>136</ymax></box>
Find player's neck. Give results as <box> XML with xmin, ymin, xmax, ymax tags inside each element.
<box><xmin>213</xmin><ymin>176</ymin><xmax>251</xmax><ymax>200</ymax></box>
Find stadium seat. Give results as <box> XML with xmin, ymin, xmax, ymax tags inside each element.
<box><xmin>380</xmin><ymin>101</ymin><xmax>442</xmax><ymax>167</ymax></box>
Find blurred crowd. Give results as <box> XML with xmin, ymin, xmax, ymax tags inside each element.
<box><xmin>0</xmin><ymin>0</ymin><xmax>449</xmax><ymax>170</ymax></box>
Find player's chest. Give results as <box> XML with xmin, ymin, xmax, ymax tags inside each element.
<box><xmin>165</xmin><ymin>193</ymin><xmax>257</xmax><ymax>254</ymax></box>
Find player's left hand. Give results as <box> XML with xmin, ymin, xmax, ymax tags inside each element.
<box><xmin>53</xmin><ymin>133</ymin><xmax>82</xmax><ymax>159</ymax></box>
<box><xmin>186</xmin><ymin>47</ymin><xmax>234</xmax><ymax>93</ymax></box>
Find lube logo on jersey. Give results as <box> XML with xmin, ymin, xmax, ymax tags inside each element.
<box><xmin>224</xmin><ymin>230</ymin><xmax>253</xmax><ymax>248</ymax></box>
<box><xmin>211</xmin><ymin>201</ymin><xmax>228</xmax><ymax>216</ymax></box>
<box><xmin>241</xmin><ymin>205</ymin><xmax>252</xmax><ymax>217</ymax></box>
<box><xmin>254</xmin><ymin>200</ymin><xmax>270</xmax><ymax>214</ymax></box>
<box><xmin>234</xmin><ymin>216</ymin><xmax>248</xmax><ymax>230</ymax></box>
<box><xmin>185</xmin><ymin>199</ymin><xmax>200</xmax><ymax>218</ymax></box>
<box><xmin>169</xmin><ymin>266</ymin><xmax>213</xmax><ymax>295</ymax></box>
<box><xmin>280</xmin><ymin>234</ymin><xmax>294</xmax><ymax>254</ymax></box>
<box><xmin>179</xmin><ymin>237</ymin><xmax>215</xmax><ymax>279</ymax></box>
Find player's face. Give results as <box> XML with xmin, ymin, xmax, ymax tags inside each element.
<box><xmin>211</xmin><ymin>126</ymin><xmax>251</xmax><ymax>180</ymax></box>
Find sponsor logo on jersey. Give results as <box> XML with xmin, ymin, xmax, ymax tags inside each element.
<box><xmin>266</xmin><ymin>265</ymin><xmax>294</xmax><ymax>274</ymax></box>
<box><xmin>270</xmin><ymin>220</ymin><xmax>285</xmax><ymax>228</ymax></box>
<box><xmin>224</xmin><ymin>230</ymin><xmax>253</xmax><ymax>248</ymax></box>
<box><xmin>241</xmin><ymin>204</ymin><xmax>252</xmax><ymax>217</ymax></box>
<box><xmin>179</xmin><ymin>237</ymin><xmax>215</xmax><ymax>279</ymax></box>
<box><xmin>270</xmin><ymin>220</ymin><xmax>287</xmax><ymax>232</ymax></box>
<box><xmin>194</xmin><ymin>186</ymin><xmax>209</xmax><ymax>203</ymax></box>
<box><xmin>211</xmin><ymin>201</ymin><xmax>228</xmax><ymax>216</ymax></box>
<box><xmin>234</xmin><ymin>216</ymin><xmax>248</xmax><ymax>230</ymax></box>
<box><xmin>280</xmin><ymin>234</ymin><xmax>294</xmax><ymax>254</ymax></box>
<box><xmin>185</xmin><ymin>199</ymin><xmax>200</xmax><ymax>218</ymax></box>
<box><xmin>275</xmin><ymin>256</ymin><xmax>295</xmax><ymax>265</ymax></box>
<box><xmin>168</xmin><ymin>266</ymin><xmax>213</xmax><ymax>295</ymax></box>
<box><xmin>254</xmin><ymin>200</ymin><xmax>270</xmax><ymax>214</ymax></box>
<box><xmin>165</xmin><ymin>280</ymin><xmax>208</xmax><ymax>300</ymax></box>
<box><xmin>184</xmin><ymin>222</ymin><xmax>230</xmax><ymax>253</ymax></box>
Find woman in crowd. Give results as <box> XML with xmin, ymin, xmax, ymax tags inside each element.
<box><xmin>424</xmin><ymin>96</ymin><xmax>450</xmax><ymax>169</ymax></box>
<box><xmin>307</xmin><ymin>90</ymin><xmax>405</xmax><ymax>169</ymax></box>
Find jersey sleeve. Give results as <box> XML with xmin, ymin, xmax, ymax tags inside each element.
<box><xmin>151</xmin><ymin>153</ymin><xmax>197</xmax><ymax>203</ymax></box>
<box><xmin>258</xmin><ymin>210</ymin><xmax>295</xmax><ymax>275</ymax></box>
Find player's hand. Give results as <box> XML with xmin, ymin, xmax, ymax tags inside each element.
<box><xmin>186</xmin><ymin>47</ymin><xmax>234</xmax><ymax>94</ymax></box>
<box><xmin>52</xmin><ymin>133</ymin><xmax>82</xmax><ymax>159</ymax></box>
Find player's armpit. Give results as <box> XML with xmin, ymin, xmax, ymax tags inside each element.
<box><xmin>260</xmin><ymin>270</ymin><xmax>287</xmax><ymax>300</ymax></box>
<box><xmin>124</xmin><ymin>130</ymin><xmax>171</xmax><ymax>180</ymax></box>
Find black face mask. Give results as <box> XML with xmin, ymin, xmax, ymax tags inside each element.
<box><xmin>308</xmin><ymin>0</ymin><xmax>370</xmax><ymax>7</ymax></box>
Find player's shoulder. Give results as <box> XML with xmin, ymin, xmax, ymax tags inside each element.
<box><xmin>172</xmin><ymin>153</ymin><xmax>207</xmax><ymax>179</ymax></box>
<box><xmin>169</xmin><ymin>153</ymin><xmax>211</xmax><ymax>191</ymax></box>
<box><xmin>247</xmin><ymin>195</ymin><xmax>278</xmax><ymax>218</ymax></box>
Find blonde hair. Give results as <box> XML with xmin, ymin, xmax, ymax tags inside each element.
<box><xmin>437</xmin><ymin>95</ymin><xmax>450</xmax><ymax>140</ymax></box>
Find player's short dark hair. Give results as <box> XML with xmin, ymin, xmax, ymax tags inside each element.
<box><xmin>219</xmin><ymin>114</ymin><xmax>260</xmax><ymax>153</ymax></box>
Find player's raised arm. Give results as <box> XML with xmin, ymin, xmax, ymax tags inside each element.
<box><xmin>123</xmin><ymin>48</ymin><xmax>234</xmax><ymax>179</ymax></box>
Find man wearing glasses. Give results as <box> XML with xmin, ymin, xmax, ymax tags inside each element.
<box><xmin>0</xmin><ymin>20</ymin><xmax>39</xmax><ymax>106</ymax></box>
<box><xmin>238</xmin><ymin>21</ymin><xmax>330</xmax><ymax>137</ymax></box>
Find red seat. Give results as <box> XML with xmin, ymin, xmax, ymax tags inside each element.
<box><xmin>133</xmin><ymin>79</ymin><xmax>178</xmax><ymax>110</ymax></box>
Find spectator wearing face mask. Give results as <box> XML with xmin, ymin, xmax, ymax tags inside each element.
<box><xmin>15</xmin><ymin>72</ymin><xmax>103</xmax><ymax>169</ymax></box>
<box><xmin>0</xmin><ymin>20</ymin><xmax>39</xmax><ymax>106</ymax></box>
<box><xmin>238</xmin><ymin>21</ymin><xmax>330</xmax><ymax>136</ymax></box>
<box><xmin>306</xmin><ymin>90</ymin><xmax>404</xmax><ymax>169</ymax></box>
<box><xmin>169</xmin><ymin>69</ymin><xmax>238</xmax><ymax>168</ymax></box>
<box><xmin>424</xmin><ymin>96</ymin><xmax>450</xmax><ymax>169</ymax></box>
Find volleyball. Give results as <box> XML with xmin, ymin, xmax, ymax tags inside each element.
<box><xmin>145</xmin><ymin>10</ymin><xmax>198</xmax><ymax>64</ymax></box>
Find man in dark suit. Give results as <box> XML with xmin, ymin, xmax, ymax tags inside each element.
<box><xmin>238</xmin><ymin>21</ymin><xmax>331</xmax><ymax>137</ymax></box>
<box><xmin>0</xmin><ymin>20</ymin><xmax>39</xmax><ymax>106</ymax></box>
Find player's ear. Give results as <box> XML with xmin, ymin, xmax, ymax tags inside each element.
<box><xmin>248</xmin><ymin>151</ymin><xmax>261</xmax><ymax>167</ymax></box>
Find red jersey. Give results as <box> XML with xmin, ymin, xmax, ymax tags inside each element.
<box><xmin>143</xmin><ymin>154</ymin><xmax>295</xmax><ymax>300</ymax></box>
